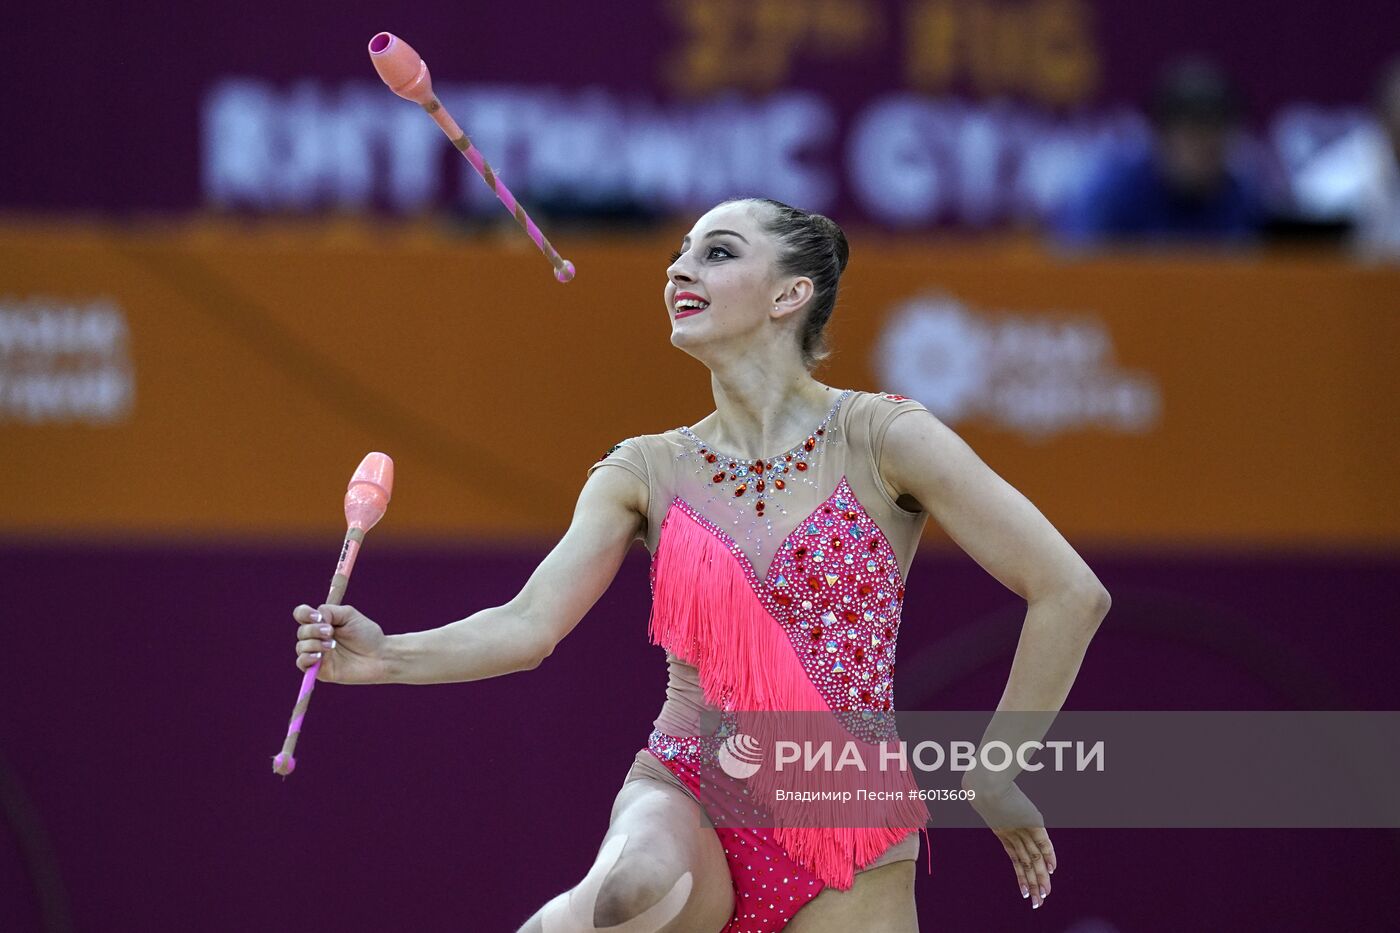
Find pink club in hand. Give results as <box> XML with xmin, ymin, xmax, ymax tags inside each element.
<box><xmin>271</xmin><ymin>452</ymin><xmax>395</xmax><ymax>777</ymax></box>
<box><xmin>368</xmin><ymin>32</ymin><xmax>576</xmax><ymax>284</ymax></box>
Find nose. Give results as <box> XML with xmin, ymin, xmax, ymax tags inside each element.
<box><xmin>668</xmin><ymin>257</ymin><xmax>695</xmax><ymax>286</ymax></box>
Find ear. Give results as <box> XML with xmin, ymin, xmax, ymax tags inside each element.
<box><xmin>770</xmin><ymin>277</ymin><xmax>815</xmax><ymax>321</ymax></box>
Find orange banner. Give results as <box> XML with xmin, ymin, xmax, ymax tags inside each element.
<box><xmin>3</xmin><ymin>219</ymin><xmax>1396</xmax><ymax>550</ymax></box>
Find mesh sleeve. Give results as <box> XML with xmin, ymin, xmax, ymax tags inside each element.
<box><xmin>870</xmin><ymin>393</ymin><xmax>931</xmax><ymax>511</ymax></box>
<box><xmin>586</xmin><ymin>436</ymin><xmax>649</xmax><ymax>488</ymax></box>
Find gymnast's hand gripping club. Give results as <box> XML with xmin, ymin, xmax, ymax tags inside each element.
<box><xmin>368</xmin><ymin>31</ymin><xmax>576</xmax><ymax>284</ymax></box>
<box><xmin>271</xmin><ymin>452</ymin><xmax>395</xmax><ymax>777</ymax></box>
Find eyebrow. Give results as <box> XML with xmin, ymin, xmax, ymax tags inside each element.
<box><xmin>680</xmin><ymin>229</ymin><xmax>750</xmax><ymax>246</ymax></box>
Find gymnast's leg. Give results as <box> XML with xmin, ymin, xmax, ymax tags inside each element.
<box><xmin>515</xmin><ymin>775</ymin><xmax>734</xmax><ymax>933</ymax></box>
<box><xmin>785</xmin><ymin>860</ymin><xmax>918</xmax><ymax>933</ymax></box>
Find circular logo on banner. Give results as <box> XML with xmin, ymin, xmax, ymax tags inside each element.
<box><xmin>874</xmin><ymin>293</ymin><xmax>991</xmax><ymax>421</ymax></box>
<box><xmin>717</xmin><ymin>732</ymin><xmax>765</xmax><ymax>779</ymax></box>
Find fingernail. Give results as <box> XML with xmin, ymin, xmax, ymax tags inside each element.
<box><xmin>319</xmin><ymin>625</ymin><xmax>333</xmax><ymax>637</ymax></box>
<box><xmin>1032</xmin><ymin>900</ymin><xmax>1040</xmax><ymax>910</ymax></box>
<box><xmin>1021</xmin><ymin>886</ymin><xmax>1029</xmax><ymax>898</ymax></box>
<box><xmin>329</xmin><ymin>639</ymin><xmax>336</xmax><ymax>649</ymax></box>
<box><xmin>311</xmin><ymin>652</ymin><xmax>322</xmax><ymax>659</ymax></box>
<box><xmin>1040</xmin><ymin>886</ymin><xmax>1048</xmax><ymax>898</ymax></box>
<box><xmin>322</xmin><ymin>640</ymin><xmax>336</xmax><ymax>649</ymax></box>
<box><xmin>310</xmin><ymin>610</ymin><xmax>322</xmax><ymax>623</ymax></box>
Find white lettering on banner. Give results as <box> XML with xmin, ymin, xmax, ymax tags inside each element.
<box><xmin>202</xmin><ymin>79</ymin><xmax>837</xmax><ymax>214</ymax></box>
<box><xmin>874</xmin><ymin>293</ymin><xmax>1161</xmax><ymax>440</ymax></box>
<box><xmin>0</xmin><ymin>298</ymin><xmax>134</xmax><ymax>425</ymax></box>
<box><xmin>847</xmin><ymin>97</ymin><xmax>1144</xmax><ymax>225</ymax></box>
<box><xmin>200</xmin><ymin>78</ymin><xmax>1372</xmax><ymax>229</ymax></box>
<box><xmin>1044</xmin><ymin>740</ymin><xmax>1074</xmax><ymax>770</ymax></box>
<box><xmin>847</xmin><ymin>96</ymin><xmax>946</xmax><ymax>224</ymax></box>
<box><xmin>200</xmin><ymin>78</ymin><xmax>1375</xmax><ymax>228</ymax></box>
<box><xmin>912</xmin><ymin>740</ymin><xmax>945</xmax><ymax>770</ymax></box>
<box><xmin>204</xmin><ymin>80</ymin><xmax>440</xmax><ymax>210</ymax></box>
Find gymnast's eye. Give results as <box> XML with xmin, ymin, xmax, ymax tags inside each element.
<box><xmin>707</xmin><ymin>246</ymin><xmax>734</xmax><ymax>260</ymax></box>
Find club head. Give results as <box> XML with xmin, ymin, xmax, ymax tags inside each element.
<box><xmin>368</xmin><ymin>32</ymin><xmax>435</xmax><ymax>106</ymax></box>
<box><xmin>344</xmin><ymin>452</ymin><xmax>394</xmax><ymax>532</ymax></box>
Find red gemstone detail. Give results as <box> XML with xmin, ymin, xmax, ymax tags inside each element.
<box><xmin>775</xmin><ymin>479</ymin><xmax>786</xmax><ymax>489</ymax></box>
<box><xmin>868</xmin><ymin>541</ymin><xmax>879</xmax><ymax>551</ymax></box>
<box><xmin>883</xmin><ymin>628</ymin><xmax>893</xmax><ymax>639</ymax></box>
<box><xmin>896</xmin><ymin>586</ymin><xmax>905</xmax><ymax>599</ymax></box>
<box><xmin>734</xmin><ymin>484</ymin><xmax>747</xmax><ymax>496</ymax></box>
<box><xmin>810</xmin><ymin>627</ymin><xmax>823</xmax><ymax>639</ymax></box>
<box><xmin>843</xmin><ymin>610</ymin><xmax>858</xmax><ymax>623</ymax></box>
<box><xmin>775</xmin><ymin>593</ymin><xmax>792</xmax><ymax>605</ymax></box>
<box><xmin>844</xmin><ymin>510</ymin><xmax>857</xmax><ymax>520</ymax></box>
<box><xmin>794</xmin><ymin>546</ymin><xmax>806</xmax><ymax>557</ymax></box>
<box><xmin>712</xmin><ymin>473</ymin><xmax>725</xmax><ymax>483</ymax></box>
<box><xmin>858</xmin><ymin>583</ymin><xmax>872</xmax><ymax>596</ymax></box>
<box><xmin>860</xmin><ymin>690</ymin><xmax>871</xmax><ymax>702</ymax></box>
<box><xmin>807</xmin><ymin>576</ymin><xmax>821</xmax><ymax>590</ymax></box>
<box><xmin>830</xmin><ymin>537</ymin><xmax>843</xmax><ymax>550</ymax></box>
<box><xmin>754</xmin><ymin>461</ymin><xmax>764</xmax><ymax>473</ymax></box>
<box><xmin>756</xmin><ymin>479</ymin><xmax>765</xmax><ymax>492</ymax></box>
<box><xmin>854</xmin><ymin>648</ymin><xmax>865</xmax><ymax>662</ymax></box>
<box><xmin>705</xmin><ymin>453</ymin><xmax>717</xmax><ymax>463</ymax></box>
<box><xmin>795</xmin><ymin>462</ymin><xmax>808</xmax><ymax>471</ymax></box>
<box><xmin>785</xmin><ymin>455</ymin><xmax>793</xmax><ymax>461</ymax></box>
<box><xmin>817</xmin><ymin>428</ymin><xmax>824</xmax><ymax>435</ymax></box>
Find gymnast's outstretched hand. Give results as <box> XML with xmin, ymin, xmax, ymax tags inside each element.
<box><xmin>291</xmin><ymin>603</ymin><xmax>389</xmax><ymax>685</ymax></box>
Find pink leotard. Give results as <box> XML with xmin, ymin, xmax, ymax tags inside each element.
<box><xmin>587</xmin><ymin>387</ymin><xmax>934</xmax><ymax>931</ymax></box>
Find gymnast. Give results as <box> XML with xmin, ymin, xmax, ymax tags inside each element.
<box><xmin>291</xmin><ymin>196</ymin><xmax>1111</xmax><ymax>931</ymax></box>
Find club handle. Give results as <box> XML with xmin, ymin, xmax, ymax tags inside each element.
<box><xmin>271</xmin><ymin>527</ymin><xmax>360</xmax><ymax>777</ymax></box>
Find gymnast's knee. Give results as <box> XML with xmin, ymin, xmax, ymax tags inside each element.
<box><xmin>593</xmin><ymin>861</ymin><xmax>690</xmax><ymax>928</ymax></box>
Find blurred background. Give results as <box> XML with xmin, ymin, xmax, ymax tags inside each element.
<box><xmin>2</xmin><ymin>2</ymin><xmax>1398</xmax><ymax>930</ymax></box>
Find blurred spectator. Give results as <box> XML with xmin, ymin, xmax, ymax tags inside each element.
<box><xmin>1287</xmin><ymin>57</ymin><xmax>1400</xmax><ymax>261</ymax></box>
<box><xmin>1055</xmin><ymin>58</ymin><xmax>1268</xmax><ymax>247</ymax></box>
<box><xmin>1352</xmin><ymin>59</ymin><xmax>1400</xmax><ymax>259</ymax></box>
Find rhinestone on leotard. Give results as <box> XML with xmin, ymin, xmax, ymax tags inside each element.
<box><xmin>671</xmin><ymin>389</ymin><xmax>851</xmax><ymax>570</ymax></box>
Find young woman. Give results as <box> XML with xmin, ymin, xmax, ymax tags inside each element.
<box><xmin>291</xmin><ymin>197</ymin><xmax>1111</xmax><ymax>931</ymax></box>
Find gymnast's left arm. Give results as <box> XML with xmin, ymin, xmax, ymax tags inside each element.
<box><xmin>879</xmin><ymin>406</ymin><xmax>1111</xmax><ymax>718</ymax></box>
<box><xmin>879</xmin><ymin>407</ymin><xmax>1109</xmax><ymax>904</ymax></box>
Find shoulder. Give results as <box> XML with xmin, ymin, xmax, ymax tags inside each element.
<box><xmin>586</xmin><ymin>433</ymin><xmax>671</xmax><ymax>523</ymax></box>
<box><xmin>864</xmin><ymin>391</ymin><xmax>949</xmax><ymax>476</ymax></box>
<box><xmin>586</xmin><ymin>428</ymin><xmax>691</xmax><ymax>481</ymax></box>
<box><xmin>846</xmin><ymin>389</ymin><xmax>933</xmax><ymax>439</ymax></box>
<box><xmin>589</xmin><ymin>432</ymin><xmax>655</xmax><ymax>474</ymax></box>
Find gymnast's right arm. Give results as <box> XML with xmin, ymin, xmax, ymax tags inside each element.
<box><xmin>289</xmin><ymin>459</ymin><xmax>646</xmax><ymax>686</ymax></box>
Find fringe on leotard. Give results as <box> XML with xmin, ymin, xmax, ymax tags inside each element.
<box><xmin>648</xmin><ymin>501</ymin><xmax>930</xmax><ymax>890</ymax></box>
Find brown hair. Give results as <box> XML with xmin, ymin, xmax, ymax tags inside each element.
<box><xmin>725</xmin><ymin>197</ymin><xmax>849</xmax><ymax>371</ymax></box>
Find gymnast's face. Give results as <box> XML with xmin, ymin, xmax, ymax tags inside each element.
<box><xmin>664</xmin><ymin>202</ymin><xmax>792</xmax><ymax>360</ymax></box>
